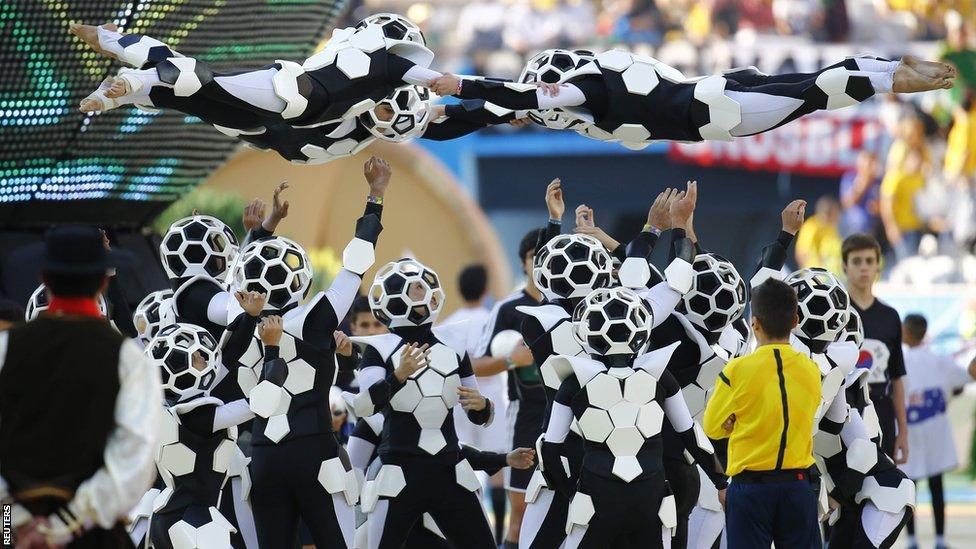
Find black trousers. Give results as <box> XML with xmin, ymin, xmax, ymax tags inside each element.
<box><xmin>567</xmin><ymin>471</ymin><xmax>668</xmax><ymax>549</ymax></box>
<box><xmin>664</xmin><ymin>457</ymin><xmax>701</xmax><ymax>549</ymax></box>
<box><xmin>369</xmin><ymin>456</ymin><xmax>495</xmax><ymax>549</ymax></box>
<box><xmin>250</xmin><ymin>434</ymin><xmax>353</xmax><ymax>549</ymax></box>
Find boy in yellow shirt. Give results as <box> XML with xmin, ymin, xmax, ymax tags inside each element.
<box><xmin>703</xmin><ymin>278</ymin><xmax>823</xmax><ymax>548</ymax></box>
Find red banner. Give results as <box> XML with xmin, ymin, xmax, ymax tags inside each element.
<box><xmin>668</xmin><ymin>112</ymin><xmax>885</xmax><ymax>177</ymax></box>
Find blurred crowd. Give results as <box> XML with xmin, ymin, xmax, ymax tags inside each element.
<box><xmin>794</xmin><ymin>9</ymin><xmax>976</xmax><ymax>284</ymax></box>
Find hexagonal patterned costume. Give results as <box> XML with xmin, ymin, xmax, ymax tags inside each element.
<box><xmin>454</xmin><ymin>52</ymin><xmax>901</xmax><ymax>149</ymax></box>
<box><xmin>142</xmin><ymin>323</ymin><xmax>259</xmax><ymax>549</ymax></box>
<box><xmin>134</xmin><ymin>289</ymin><xmax>177</xmax><ymax>346</ymax></box>
<box><xmin>540</xmin><ymin>287</ymin><xmax>725</xmax><ymax>549</ymax></box>
<box><xmin>167</xmin><ymin>203</ymin><xmax>383</xmax><ymax>548</ymax></box>
<box><xmin>89</xmin><ymin>17</ymin><xmax>443</xmax><ymax>141</ymax></box>
<box><xmin>352</xmin><ymin>259</ymin><xmax>496</xmax><ymax>549</ymax></box>
<box><xmin>516</xmin><ymin>228</ymin><xmax>698</xmax><ymax>549</ymax></box>
<box><xmin>347</xmin><ymin>410</ymin><xmax>515</xmax><ymax>549</ymax></box>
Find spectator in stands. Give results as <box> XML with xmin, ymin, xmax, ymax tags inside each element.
<box><xmin>840</xmin><ymin>150</ymin><xmax>883</xmax><ymax>238</ymax></box>
<box><xmin>940</xmin><ymin>10</ymin><xmax>976</xmax><ymax>107</ymax></box>
<box><xmin>901</xmin><ymin>313</ymin><xmax>976</xmax><ymax>549</ymax></box>
<box><xmin>945</xmin><ymin>91</ymin><xmax>976</xmax><ymax>181</ymax></box>
<box><xmin>3</xmin><ymin>226</ymin><xmax>161</xmax><ymax>547</ymax></box>
<box><xmin>795</xmin><ymin>195</ymin><xmax>842</xmax><ymax>272</ymax></box>
<box><xmin>881</xmin><ymin>116</ymin><xmax>930</xmax><ymax>261</ymax></box>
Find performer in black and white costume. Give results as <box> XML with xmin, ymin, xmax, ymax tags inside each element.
<box><xmin>431</xmin><ymin>50</ymin><xmax>955</xmax><ymax>149</ymax></box>
<box><xmin>164</xmin><ymin>169</ymin><xmax>386</xmax><ymax>548</ymax></box>
<box><xmin>541</xmin><ymin>287</ymin><xmax>726</xmax><ymax>548</ymax></box>
<box><xmin>517</xmin><ymin>183</ymin><xmax>700</xmax><ymax>549</ymax></box>
<box><xmin>351</xmin><ymin>258</ymin><xmax>497</xmax><ymax>548</ymax></box>
<box><xmin>346</xmin><ymin>409</ymin><xmax>536</xmax><ymax>548</ymax></box>
<box><xmin>142</xmin><ymin>301</ymin><xmax>267</xmax><ymax>549</ymax></box>
<box><xmin>133</xmin><ymin>289</ymin><xmax>177</xmax><ymax>347</ymax></box>
<box><xmin>782</xmin><ymin>268</ymin><xmax>915</xmax><ymax>548</ymax></box>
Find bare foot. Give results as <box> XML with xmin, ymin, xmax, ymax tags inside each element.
<box><xmin>104</xmin><ymin>76</ymin><xmax>132</xmax><ymax>99</ymax></box>
<box><xmin>79</xmin><ymin>78</ymin><xmax>114</xmax><ymax>112</ymax></box>
<box><xmin>893</xmin><ymin>61</ymin><xmax>950</xmax><ymax>93</ymax></box>
<box><xmin>69</xmin><ymin>23</ymin><xmax>119</xmax><ymax>59</ymax></box>
<box><xmin>901</xmin><ymin>55</ymin><xmax>957</xmax><ymax>80</ymax></box>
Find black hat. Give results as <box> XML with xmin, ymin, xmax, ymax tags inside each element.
<box><xmin>26</xmin><ymin>226</ymin><xmax>133</xmax><ymax>274</ymax></box>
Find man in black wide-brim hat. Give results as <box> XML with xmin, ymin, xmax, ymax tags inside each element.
<box><xmin>0</xmin><ymin>225</ymin><xmax>161</xmax><ymax>548</ymax></box>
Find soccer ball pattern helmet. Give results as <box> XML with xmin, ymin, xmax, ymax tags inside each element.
<box><xmin>369</xmin><ymin>258</ymin><xmax>445</xmax><ymax>328</ymax></box>
<box><xmin>357</xmin><ymin>13</ymin><xmax>426</xmax><ymax>46</ymax></box>
<box><xmin>147</xmin><ymin>323</ymin><xmax>220</xmax><ymax>403</ymax></box>
<box><xmin>159</xmin><ymin>215</ymin><xmax>239</xmax><ymax>282</ymax></box>
<box><xmin>360</xmin><ymin>86</ymin><xmax>432</xmax><ymax>142</ymax></box>
<box><xmin>786</xmin><ymin>268</ymin><xmax>851</xmax><ymax>343</ymax></box>
<box><xmin>840</xmin><ymin>306</ymin><xmax>864</xmax><ymax>348</ymax></box>
<box><xmin>25</xmin><ymin>284</ymin><xmax>108</xmax><ymax>320</ymax></box>
<box><xmin>133</xmin><ymin>289</ymin><xmax>177</xmax><ymax>345</ymax></box>
<box><xmin>533</xmin><ymin>234</ymin><xmax>613</xmax><ymax>301</ymax></box>
<box><xmin>230</xmin><ymin>237</ymin><xmax>313</xmax><ymax>311</ymax></box>
<box><xmin>520</xmin><ymin>49</ymin><xmax>595</xmax><ymax>130</ymax></box>
<box><xmin>676</xmin><ymin>254</ymin><xmax>747</xmax><ymax>332</ymax></box>
<box><xmin>573</xmin><ymin>287</ymin><xmax>653</xmax><ymax>356</ymax></box>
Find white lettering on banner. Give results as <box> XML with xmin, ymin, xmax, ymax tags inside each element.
<box><xmin>669</xmin><ymin>112</ymin><xmax>885</xmax><ymax>177</ymax></box>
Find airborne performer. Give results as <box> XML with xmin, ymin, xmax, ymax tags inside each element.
<box><xmin>429</xmin><ymin>50</ymin><xmax>956</xmax><ymax>148</ymax></box>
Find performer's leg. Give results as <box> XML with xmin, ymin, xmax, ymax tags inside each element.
<box><xmin>664</xmin><ymin>458</ymin><xmax>700</xmax><ymax>549</ymax></box>
<box><xmin>249</xmin><ymin>445</ymin><xmax>301</xmax><ymax>549</ymax></box>
<box><xmin>930</xmin><ymin>473</ymin><xmax>945</xmax><ymax>538</ymax></box>
<box><xmin>427</xmin><ymin>482</ymin><xmax>496</xmax><ymax>549</ymax></box>
<box><xmin>519</xmin><ymin>487</ymin><xmax>570</xmax><ymax>549</ymax></box>
<box><xmin>70</xmin><ymin>23</ymin><xmax>180</xmax><ymax>67</ymax></box>
<box><xmin>858</xmin><ymin>501</ymin><xmax>910</xmax><ymax>549</ymax></box>
<box><xmin>686</xmin><ymin>505</ymin><xmax>724</xmax><ymax>549</ymax></box>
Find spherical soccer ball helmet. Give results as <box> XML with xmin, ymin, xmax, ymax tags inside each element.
<box><xmin>369</xmin><ymin>258</ymin><xmax>445</xmax><ymax>328</ymax></box>
<box><xmin>360</xmin><ymin>86</ymin><xmax>432</xmax><ymax>142</ymax></box>
<box><xmin>147</xmin><ymin>323</ymin><xmax>220</xmax><ymax>403</ymax></box>
<box><xmin>25</xmin><ymin>284</ymin><xmax>108</xmax><ymax>320</ymax></box>
<box><xmin>572</xmin><ymin>287</ymin><xmax>652</xmax><ymax>356</ymax></box>
<box><xmin>133</xmin><ymin>289</ymin><xmax>177</xmax><ymax>345</ymax></box>
<box><xmin>159</xmin><ymin>215</ymin><xmax>239</xmax><ymax>282</ymax></box>
<box><xmin>676</xmin><ymin>254</ymin><xmax>747</xmax><ymax>332</ymax></box>
<box><xmin>534</xmin><ymin>234</ymin><xmax>613</xmax><ymax>301</ymax></box>
<box><xmin>839</xmin><ymin>306</ymin><xmax>864</xmax><ymax>348</ymax></box>
<box><xmin>357</xmin><ymin>13</ymin><xmax>426</xmax><ymax>46</ymax></box>
<box><xmin>786</xmin><ymin>268</ymin><xmax>851</xmax><ymax>343</ymax></box>
<box><xmin>520</xmin><ymin>49</ymin><xmax>595</xmax><ymax>130</ymax></box>
<box><xmin>230</xmin><ymin>237</ymin><xmax>313</xmax><ymax>311</ymax></box>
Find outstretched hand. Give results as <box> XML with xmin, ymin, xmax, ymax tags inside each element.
<box><xmin>669</xmin><ymin>180</ymin><xmax>697</xmax><ymax>228</ymax></box>
<box><xmin>507</xmin><ymin>447</ymin><xmax>537</xmax><ymax>469</ymax></box>
<box><xmin>364</xmin><ymin>156</ymin><xmax>392</xmax><ymax>197</ymax></box>
<box><xmin>394</xmin><ymin>343</ymin><xmax>430</xmax><ymax>382</ymax></box>
<box><xmin>546</xmin><ymin>179</ymin><xmax>564</xmax><ymax>220</ymax></box>
<box><xmin>264</xmin><ymin>181</ymin><xmax>290</xmax><ymax>231</ymax></box>
<box><xmin>648</xmin><ymin>188</ymin><xmax>678</xmax><ymax>230</ymax></box>
<box><xmin>235</xmin><ymin>290</ymin><xmax>267</xmax><ymax>317</ymax></box>
<box><xmin>575</xmin><ymin>204</ymin><xmax>594</xmax><ymax>229</ymax></box>
<box><xmin>429</xmin><ymin>75</ymin><xmax>461</xmax><ymax>96</ymax></box>
<box><xmin>781</xmin><ymin>199</ymin><xmax>807</xmax><ymax>235</ymax></box>
<box><xmin>334</xmin><ymin>330</ymin><xmax>353</xmax><ymax>357</ymax></box>
<box><xmin>242</xmin><ymin>198</ymin><xmax>267</xmax><ymax>232</ymax></box>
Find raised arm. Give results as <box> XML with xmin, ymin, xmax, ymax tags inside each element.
<box><xmin>421</xmin><ymin>100</ymin><xmax>520</xmax><ymax>141</ymax></box>
<box><xmin>750</xmin><ymin>200</ymin><xmax>805</xmax><ymax>289</ymax></box>
<box><xmin>241</xmin><ymin>182</ymin><xmax>290</xmax><ymax>246</ymax></box>
<box><xmin>430</xmin><ymin>74</ymin><xmax>586</xmax><ymax>112</ymax></box>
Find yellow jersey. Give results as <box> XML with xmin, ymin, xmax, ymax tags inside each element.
<box><xmin>703</xmin><ymin>344</ymin><xmax>822</xmax><ymax>477</ymax></box>
<box><xmin>880</xmin><ymin>168</ymin><xmax>925</xmax><ymax>232</ymax></box>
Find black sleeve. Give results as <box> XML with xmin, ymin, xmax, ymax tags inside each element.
<box><xmin>887</xmin><ymin>310</ymin><xmax>906</xmax><ymax>380</ymax></box>
<box><xmin>178</xmin><ymin>405</ymin><xmax>219</xmax><ymax>437</ymax></box>
<box><xmin>660</xmin><ymin>370</ymin><xmax>728</xmax><ymax>489</ymax></box>
<box><xmin>359</xmin><ymin>345</ymin><xmax>400</xmax><ymax>412</ymax></box>
<box><xmin>534</xmin><ymin>221</ymin><xmax>562</xmax><ymax>255</ymax></box>
<box><xmin>222</xmin><ymin>312</ymin><xmax>259</xmax><ymax>366</ymax></box>
<box><xmin>105</xmin><ymin>275</ymin><xmax>137</xmax><ymax>339</ymax></box>
<box><xmin>456</xmin><ymin>78</ymin><xmax>541</xmax><ymax>110</ymax></box>
<box><xmin>626</xmin><ymin>230</ymin><xmax>659</xmax><ymax>260</ymax></box>
<box><xmin>670</xmin><ymin>228</ymin><xmax>695</xmax><ymax>264</ymax></box>
<box><xmin>172</xmin><ymin>278</ymin><xmax>224</xmax><ymax>325</ymax></box>
<box><xmin>336</xmin><ymin>347</ymin><xmax>361</xmax><ymax>372</ymax></box>
<box><xmin>243</xmin><ymin>226</ymin><xmax>273</xmax><ymax>247</ymax></box>
<box><xmin>351</xmin><ymin>417</ymin><xmax>381</xmax><ymax>447</ymax></box>
<box><xmin>260</xmin><ymin>345</ymin><xmax>287</xmax><ymax>385</ymax></box>
<box><xmin>751</xmin><ymin>231</ymin><xmax>794</xmax><ymax>280</ymax></box>
<box><xmin>387</xmin><ymin>54</ymin><xmax>417</xmax><ymax>85</ymax></box>
<box><xmin>540</xmin><ymin>376</ymin><xmax>581</xmax><ymax>499</ymax></box>
<box><xmin>460</xmin><ymin>443</ymin><xmax>508</xmax><ymax>476</ymax></box>
<box><xmin>421</xmin><ymin>117</ymin><xmax>488</xmax><ymax>141</ymax></box>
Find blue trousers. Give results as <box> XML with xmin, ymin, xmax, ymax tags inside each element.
<box><xmin>725</xmin><ymin>479</ymin><xmax>821</xmax><ymax>549</ymax></box>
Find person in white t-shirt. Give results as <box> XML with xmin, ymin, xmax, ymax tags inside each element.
<box><xmin>901</xmin><ymin>314</ymin><xmax>976</xmax><ymax>549</ymax></box>
<box><xmin>441</xmin><ymin>264</ymin><xmax>509</xmax><ymax>543</ymax></box>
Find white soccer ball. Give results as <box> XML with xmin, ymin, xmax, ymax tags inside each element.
<box><xmin>533</xmin><ymin>234</ymin><xmax>613</xmax><ymax>301</ymax></box>
<box><xmin>357</xmin><ymin>13</ymin><xmax>427</xmax><ymax>46</ymax></box>
<box><xmin>786</xmin><ymin>267</ymin><xmax>851</xmax><ymax>343</ymax></box>
<box><xmin>572</xmin><ymin>287</ymin><xmax>653</xmax><ymax>356</ymax></box>
<box><xmin>159</xmin><ymin>215</ymin><xmax>239</xmax><ymax>282</ymax></box>
<box><xmin>147</xmin><ymin>323</ymin><xmax>220</xmax><ymax>403</ymax></box>
<box><xmin>133</xmin><ymin>289</ymin><xmax>177</xmax><ymax>345</ymax></box>
<box><xmin>369</xmin><ymin>258</ymin><xmax>445</xmax><ymax>328</ymax></box>
<box><xmin>230</xmin><ymin>237</ymin><xmax>313</xmax><ymax>311</ymax></box>
<box><xmin>360</xmin><ymin>86</ymin><xmax>432</xmax><ymax>142</ymax></box>
<box><xmin>25</xmin><ymin>284</ymin><xmax>108</xmax><ymax>321</ymax></box>
<box><xmin>677</xmin><ymin>253</ymin><xmax>747</xmax><ymax>332</ymax></box>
